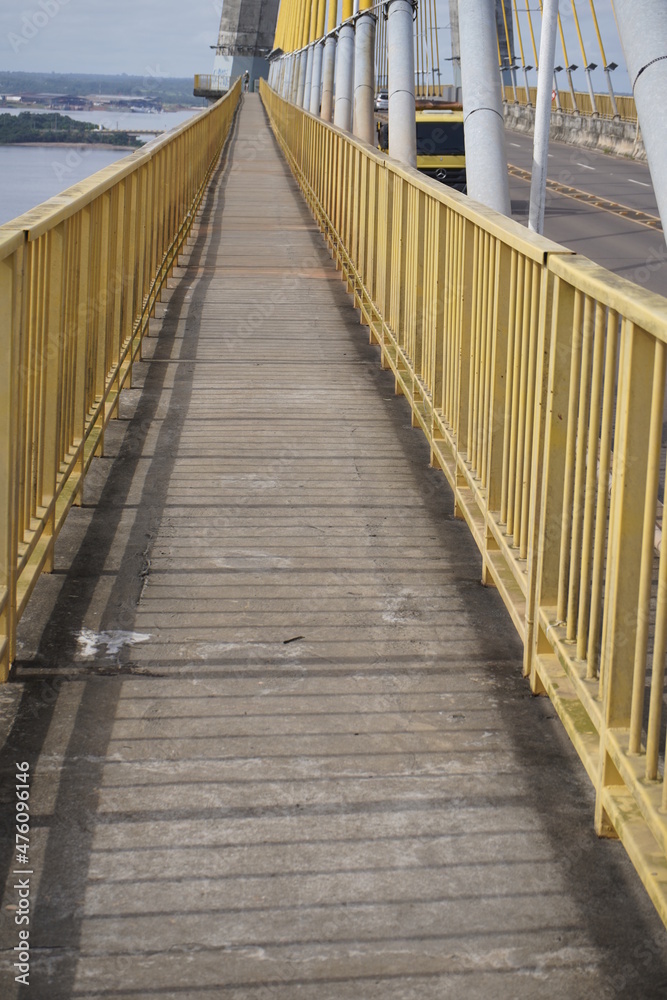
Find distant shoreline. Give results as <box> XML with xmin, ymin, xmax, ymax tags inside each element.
<box><xmin>0</xmin><ymin>141</ymin><xmax>139</xmax><ymax>150</ymax></box>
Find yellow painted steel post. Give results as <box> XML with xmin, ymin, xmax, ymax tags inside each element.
<box><xmin>0</xmin><ymin>235</ymin><xmax>23</xmax><ymax>679</ymax></box>
<box><xmin>41</xmin><ymin>223</ymin><xmax>66</xmax><ymax>573</ymax></box>
<box><xmin>596</xmin><ymin>321</ymin><xmax>654</xmax><ymax>837</ymax></box>
<box><xmin>630</xmin><ymin>340</ymin><xmax>665</xmax><ymax>758</ymax></box>
<box><xmin>530</xmin><ymin>275</ymin><xmax>576</xmax><ymax>685</ymax></box>
<box><xmin>73</xmin><ymin>205</ymin><xmax>91</xmax><ymax>497</ymax></box>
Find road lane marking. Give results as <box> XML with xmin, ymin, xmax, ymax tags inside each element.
<box><xmin>577</xmin><ymin>163</ymin><xmax>596</xmax><ymax>170</ymax></box>
<box><xmin>628</xmin><ymin>178</ymin><xmax>651</xmax><ymax>187</ymax></box>
<box><xmin>509</xmin><ymin>142</ymin><xmax>521</xmax><ymax>147</ymax></box>
<box><xmin>507</xmin><ymin>162</ymin><xmax>662</xmax><ymax>231</ymax></box>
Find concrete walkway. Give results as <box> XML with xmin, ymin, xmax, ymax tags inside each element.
<box><xmin>2</xmin><ymin>94</ymin><xmax>667</xmax><ymax>999</ymax></box>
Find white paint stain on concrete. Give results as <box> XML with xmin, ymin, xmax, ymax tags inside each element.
<box><xmin>76</xmin><ymin>629</ymin><xmax>152</xmax><ymax>659</ymax></box>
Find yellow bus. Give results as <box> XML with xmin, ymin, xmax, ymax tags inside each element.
<box><xmin>377</xmin><ymin>108</ymin><xmax>466</xmax><ymax>192</ymax></box>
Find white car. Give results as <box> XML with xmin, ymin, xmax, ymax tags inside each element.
<box><xmin>374</xmin><ymin>90</ymin><xmax>388</xmax><ymax>113</ymax></box>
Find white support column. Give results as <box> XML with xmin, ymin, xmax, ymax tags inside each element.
<box><xmin>387</xmin><ymin>0</ymin><xmax>417</xmax><ymax>167</ymax></box>
<box><xmin>334</xmin><ymin>22</ymin><xmax>355</xmax><ymax>131</ymax></box>
<box><xmin>291</xmin><ymin>54</ymin><xmax>301</xmax><ymax>103</ymax></box>
<box><xmin>458</xmin><ymin>0</ymin><xmax>511</xmax><ymax>215</ymax></box>
<box><xmin>297</xmin><ymin>49</ymin><xmax>309</xmax><ymax>105</ymax></box>
<box><xmin>529</xmin><ymin>0</ymin><xmax>559</xmax><ymax>233</ymax></box>
<box><xmin>353</xmin><ymin>12</ymin><xmax>376</xmax><ymax>144</ymax></box>
<box><xmin>613</xmin><ymin>0</ymin><xmax>667</xmax><ymax>233</ymax></box>
<box><xmin>310</xmin><ymin>41</ymin><xmax>325</xmax><ymax>115</ymax></box>
<box><xmin>321</xmin><ymin>35</ymin><xmax>337</xmax><ymax>120</ymax></box>
<box><xmin>304</xmin><ymin>44</ymin><xmax>315</xmax><ymax>108</ymax></box>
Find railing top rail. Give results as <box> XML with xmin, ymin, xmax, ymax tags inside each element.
<box><xmin>549</xmin><ymin>253</ymin><xmax>667</xmax><ymax>338</ymax></box>
<box><xmin>0</xmin><ymin>228</ymin><xmax>25</xmax><ymax>260</ymax></box>
<box><xmin>0</xmin><ymin>151</ymin><xmax>150</xmax><ymax>241</ymax></box>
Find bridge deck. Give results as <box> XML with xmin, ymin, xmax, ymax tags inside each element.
<box><xmin>2</xmin><ymin>94</ymin><xmax>667</xmax><ymax>998</ymax></box>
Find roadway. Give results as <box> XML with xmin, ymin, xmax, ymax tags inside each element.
<box><xmin>505</xmin><ymin>131</ymin><xmax>667</xmax><ymax>298</ymax></box>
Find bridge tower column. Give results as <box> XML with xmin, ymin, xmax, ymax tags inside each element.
<box><xmin>310</xmin><ymin>41</ymin><xmax>325</xmax><ymax>113</ymax></box>
<box><xmin>291</xmin><ymin>53</ymin><xmax>302</xmax><ymax>102</ymax></box>
<box><xmin>297</xmin><ymin>0</ymin><xmax>315</xmax><ymax>105</ymax></box>
<box><xmin>529</xmin><ymin>0</ymin><xmax>558</xmax><ymax>233</ymax></box>
<box><xmin>320</xmin><ymin>0</ymin><xmax>339</xmax><ymax>121</ymax></box>
<box><xmin>458</xmin><ymin>0</ymin><xmax>511</xmax><ymax>215</ymax></box>
<box><xmin>386</xmin><ymin>0</ymin><xmax>417</xmax><ymax>166</ymax></box>
<box><xmin>353</xmin><ymin>2</ymin><xmax>376</xmax><ymax>144</ymax></box>
<box><xmin>304</xmin><ymin>45</ymin><xmax>315</xmax><ymax>106</ymax></box>
<box><xmin>302</xmin><ymin>0</ymin><xmax>318</xmax><ymax>111</ymax></box>
<box><xmin>297</xmin><ymin>49</ymin><xmax>309</xmax><ymax>104</ymax></box>
<box><xmin>321</xmin><ymin>37</ymin><xmax>337</xmax><ymax>120</ymax></box>
<box><xmin>334</xmin><ymin>0</ymin><xmax>355</xmax><ymax>131</ymax></box>
<box><xmin>613</xmin><ymin>0</ymin><xmax>667</xmax><ymax>232</ymax></box>
<box><xmin>309</xmin><ymin>0</ymin><xmax>327</xmax><ymax>115</ymax></box>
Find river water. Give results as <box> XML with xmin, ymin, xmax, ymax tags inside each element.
<box><xmin>0</xmin><ymin>108</ymin><xmax>204</xmax><ymax>226</ymax></box>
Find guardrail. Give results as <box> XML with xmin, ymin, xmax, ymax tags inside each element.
<box><xmin>260</xmin><ymin>79</ymin><xmax>667</xmax><ymax>927</ymax></box>
<box><xmin>504</xmin><ymin>84</ymin><xmax>637</xmax><ymax>122</ymax></box>
<box><xmin>0</xmin><ymin>77</ymin><xmax>242</xmax><ymax>682</ymax></box>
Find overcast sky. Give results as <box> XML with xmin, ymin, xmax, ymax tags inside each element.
<box><xmin>0</xmin><ymin>0</ymin><xmax>631</xmax><ymax>94</ymax></box>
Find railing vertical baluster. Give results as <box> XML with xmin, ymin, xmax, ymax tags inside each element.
<box><xmin>0</xmin><ymin>235</ymin><xmax>23</xmax><ymax>679</ymax></box>
<box><xmin>632</xmin><ymin>339</ymin><xmax>666</xmax><ymax>759</ymax></box>
<box><xmin>596</xmin><ymin>319</ymin><xmax>654</xmax><ymax>836</ymax></box>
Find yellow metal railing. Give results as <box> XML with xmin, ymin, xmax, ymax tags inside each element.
<box><xmin>0</xmin><ymin>78</ymin><xmax>242</xmax><ymax>681</ymax></box>
<box><xmin>504</xmin><ymin>84</ymin><xmax>637</xmax><ymax>122</ymax></box>
<box><xmin>260</xmin><ymin>79</ymin><xmax>667</xmax><ymax>927</ymax></box>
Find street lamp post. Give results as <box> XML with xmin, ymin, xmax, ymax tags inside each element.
<box><xmin>584</xmin><ymin>61</ymin><xmax>598</xmax><ymax>115</ymax></box>
<box><xmin>565</xmin><ymin>63</ymin><xmax>579</xmax><ymax>112</ymax></box>
<box><xmin>553</xmin><ymin>65</ymin><xmax>563</xmax><ymax>110</ymax></box>
<box><xmin>604</xmin><ymin>61</ymin><xmax>620</xmax><ymax>119</ymax></box>
<box><xmin>508</xmin><ymin>61</ymin><xmax>520</xmax><ymax>103</ymax></box>
<box><xmin>523</xmin><ymin>65</ymin><xmax>533</xmax><ymax>106</ymax></box>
